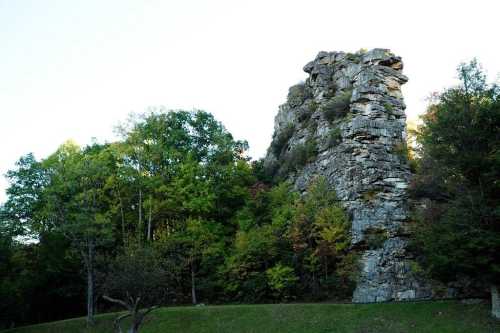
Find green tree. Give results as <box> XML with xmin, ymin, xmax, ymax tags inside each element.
<box><xmin>266</xmin><ymin>263</ymin><xmax>298</xmax><ymax>300</ymax></box>
<box><xmin>2</xmin><ymin>153</ymin><xmax>48</xmax><ymax>236</ymax></box>
<box><xmin>116</xmin><ymin>109</ymin><xmax>249</xmax><ymax>243</ymax></box>
<box><xmin>40</xmin><ymin>141</ymin><xmax>115</xmax><ymax>325</ymax></box>
<box><xmin>288</xmin><ymin>178</ymin><xmax>351</xmax><ymax>299</ymax></box>
<box><xmin>411</xmin><ymin>60</ymin><xmax>500</xmax><ymax>318</ymax></box>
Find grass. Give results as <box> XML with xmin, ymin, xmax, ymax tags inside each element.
<box><xmin>5</xmin><ymin>301</ymin><xmax>500</xmax><ymax>333</ymax></box>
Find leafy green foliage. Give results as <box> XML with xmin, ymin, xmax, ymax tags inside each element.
<box><xmin>1</xmin><ymin>109</ymin><xmax>255</xmax><ymax>327</ymax></box>
<box><xmin>410</xmin><ymin>60</ymin><xmax>500</xmax><ymax>308</ymax></box>
<box><xmin>222</xmin><ymin>178</ymin><xmax>354</xmax><ymax>302</ymax></box>
<box><xmin>266</xmin><ymin>264</ymin><xmax>298</xmax><ymax>300</ymax></box>
<box><xmin>1</xmin><ymin>108</ymin><xmax>357</xmax><ymax>327</ymax></box>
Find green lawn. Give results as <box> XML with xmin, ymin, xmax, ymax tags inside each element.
<box><xmin>5</xmin><ymin>301</ymin><xmax>500</xmax><ymax>333</ymax></box>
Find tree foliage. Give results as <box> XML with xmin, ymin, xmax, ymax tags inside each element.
<box><xmin>1</xmin><ymin>109</ymin><xmax>357</xmax><ymax>329</ymax></box>
<box><xmin>410</xmin><ymin>60</ymin><xmax>500</xmax><ymax>318</ymax></box>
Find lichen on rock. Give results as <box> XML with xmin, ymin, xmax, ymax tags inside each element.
<box><xmin>264</xmin><ymin>48</ymin><xmax>432</xmax><ymax>303</ymax></box>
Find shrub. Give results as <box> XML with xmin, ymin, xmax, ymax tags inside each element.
<box><xmin>295</xmin><ymin>138</ymin><xmax>318</xmax><ymax>167</ymax></box>
<box><xmin>393</xmin><ymin>141</ymin><xmax>409</xmax><ymax>162</ymax></box>
<box><xmin>361</xmin><ymin>189</ymin><xmax>380</xmax><ymax>202</ymax></box>
<box><xmin>345</xmin><ymin>53</ymin><xmax>359</xmax><ymax>62</ymax></box>
<box><xmin>308</xmin><ymin>100</ymin><xmax>318</xmax><ymax>112</ymax></box>
<box><xmin>287</xmin><ymin>83</ymin><xmax>310</xmax><ymax>107</ymax></box>
<box><xmin>384</xmin><ymin>102</ymin><xmax>394</xmax><ymax>113</ymax></box>
<box><xmin>332</xmin><ymin>252</ymin><xmax>361</xmax><ymax>298</ymax></box>
<box><xmin>364</xmin><ymin>227</ymin><xmax>389</xmax><ymax>250</ymax></box>
<box><xmin>323</xmin><ymin>89</ymin><xmax>353</xmax><ymax>122</ymax></box>
<box><xmin>266</xmin><ymin>263</ymin><xmax>298</xmax><ymax>300</ymax></box>
<box><xmin>280</xmin><ymin>138</ymin><xmax>318</xmax><ymax>175</ymax></box>
<box><xmin>328</xmin><ymin>128</ymin><xmax>342</xmax><ymax>147</ymax></box>
<box><xmin>270</xmin><ymin>124</ymin><xmax>295</xmax><ymax>156</ymax></box>
<box><xmin>297</xmin><ymin>107</ymin><xmax>312</xmax><ymax>123</ymax></box>
<box><xmin>298</xmin><ymin>99</ymin><xmax>317</xmax><ymax>125</ymax></box>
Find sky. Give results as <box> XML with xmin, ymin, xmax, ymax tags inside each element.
<box><xmin>1</xmin><ymin>0</ymin><xmax>500</xmax><ymax>203</ymax></box>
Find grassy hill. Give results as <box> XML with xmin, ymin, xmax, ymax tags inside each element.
<box><xmin>4</xmin><ymin>301</ymin><xmax>500</xmax><ymax>333</ymax></box>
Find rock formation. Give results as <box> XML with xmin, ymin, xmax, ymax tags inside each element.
<box><xmin>264</xmin><ymin>48</ymin><xmax>431</xmax><ymax>302</ymax></box>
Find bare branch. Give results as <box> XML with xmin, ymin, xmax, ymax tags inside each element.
<box><xmin>103</xmin><ymin>295</ymin><xmax>132</xmax><ymax>311</ymax></box>
<box><xmin>114</xmin><ymin>312</ymin><xmax>131</xmax><ymax>333</ymax></box>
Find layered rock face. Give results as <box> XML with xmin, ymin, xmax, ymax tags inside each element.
<box><xmin>264</xmin><ymin>48</ymin><xmax>431</xmax><ymax>302</ymax></box>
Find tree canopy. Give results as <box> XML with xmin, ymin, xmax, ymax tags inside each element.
<box><xmin>411</xmin><ymin>60</ymin><xmax>500</xmax><ymax>318</ymax></box>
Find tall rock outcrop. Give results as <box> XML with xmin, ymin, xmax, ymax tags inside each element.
<box><xmin>264</xmin><ymin>48</ymin><xmax>431</xmax><ymax>302</ymax></box>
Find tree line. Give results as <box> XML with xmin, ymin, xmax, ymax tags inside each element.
<box><xmin>0</xmin><ymin>109</ymin><xmax>354</xmax><ymax>331</ymax></box>
<box><xmin>0</xmin><ymin>60</ymin><xmax>499</xmax><ymax>330</ymax></box>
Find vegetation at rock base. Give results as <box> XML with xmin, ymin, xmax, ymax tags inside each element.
<box><xmin>0</xmin><ymin>109</ymin><xmax>354</xmax><ymax>330</ymax></box>
<box><xmin>409</xmin><ymin>59</ymin><xmax>500</xmax><ymax>319</ymax></box>
<box><xmin>4</xmin><ymin>301</ymin><xmax>500</xmax><ymax>333</ymax></box>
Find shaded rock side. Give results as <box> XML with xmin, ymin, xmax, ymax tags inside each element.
<box><xmin>264</xmin><ymin>48</ymin><xmax>431</xmax><ymax>303</ymax></box>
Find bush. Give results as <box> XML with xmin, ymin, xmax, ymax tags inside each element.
<box><xmin>384</xmin><ymin>102</ymin><xmax>394</xmax><ymax>113</ymax></box>
<box><xmin>293</xmin><ymin>139</ymin><xmax>317</xmax><ymax>168</ymax></box>
<box><xmin>361</xmin><ymin>189</ymin><xmax>380</xmax><ymax>202</ymax></box>
<box><xmin>323</xmin><ymin>89</ymin><xmax>353</xmax><ymax>122</ymax></box>
<box><xmin>364</xmin><ymin>228</ymin><xmax>389</xmax><ymax>250</ymax></box>
<box><xmin>287</xmin><ymin>83</ymin><xmax>310</xmax><ymax>107</ymax></box>
<box><xmin>270</xmin><ymin>124</ymin><xmax>295</xmax><ymax>156</ymax></box>
<box><xmin>393</xmin><ymin>142</ymin><xmax>409</xmax><ymax>162</ymax></box>
<box><xmin>266</xmin><ymin>264</ymin><xmax>298</xmax><ymax>300</ymax></box>
<box><xmin>328</xmin><ymin>128</ymin><xmax>342</xmax><ymax>147</ymax></box>
<box><xmin>278</xmin><ymin>138</ymin><xmax>318</xmax><ymax>177</ymax></box>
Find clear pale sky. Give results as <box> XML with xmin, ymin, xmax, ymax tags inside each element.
<box><xmin>1</xmin><ymin>0</ymin><xmax>499</xmax><ymax>203</ymax></box>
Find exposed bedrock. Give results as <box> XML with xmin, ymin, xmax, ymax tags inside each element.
<box><xmin>264</xmin><ymin>48</ymin><xmax>432</xmax><ymax>302</ymax></box>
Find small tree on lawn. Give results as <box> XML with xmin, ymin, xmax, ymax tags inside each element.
<box><xmin>102</xmin><ymin>244</ymin><xmax>168</xmax><ymax>333</ymax></box>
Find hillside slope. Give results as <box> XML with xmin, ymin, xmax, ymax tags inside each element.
<box><xmin>5</xmin><ymin>301</ymin><xmax>499</xmax><ymax>333</ymax></box>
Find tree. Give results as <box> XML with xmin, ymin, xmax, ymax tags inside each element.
<box><xmin>116</xmin><ymin>109</ymin><xmax>249</xmax><ymax>243</ymax></box>
<box><xmin>287</xmin><ymin>178</ymin><xmax>351</xmax><ymax>299</ymax></box>
<box><xmin>101</xmin><ymin>245</ymin><xmax>168</xmax><ymax>333</ymax></box>
<box><xmin>41</xmin><ymin>141</ymin><xmax>115</xmax><ymax>325</ymax></box>
<box><xmin>2</xmin><ymin>153</ymin><xmax>48</xmax><ymax>237</ymax></box>
<box><xmin>411</xmin><ymin>59</ymin><xmax>500</xmax><ymax>319</ymax></box>
<box><xmin>225</xmin><ymin>177</ymin><xmax>353</xmax><ymax>302</ymax></box>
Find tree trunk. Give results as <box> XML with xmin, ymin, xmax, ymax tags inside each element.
<box><xmin>138</xmin><ymin>188</ymin><xmax>142</xmax><ymax>243</ymax></box>
<box><xmin>492</xmin><ymin>284</ymin><xmax>500</xmax><ymax>319</ymax></box>
<box><xmin>118</xmin><ymin>192</ymin><xmax>126</xmax><ymax>244</ymax></box>
<box><xmin>128</xmin><ymin>314</ymin><xmax>140</xmax><ymax>333</ymax></box>
<box><xmin>191</xmin><ymin>262</ymin><xmax>197</xmax><ymax>305</ymax></box>
<box><xmin>147</xmin><ymin>195</ymin><xmax>152</xmax><ymax>241</ymax></box>
<box><xmin>86</xmin><ymin>242</ymin><xmax>95</xmax><ymax>325</ymax></box>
